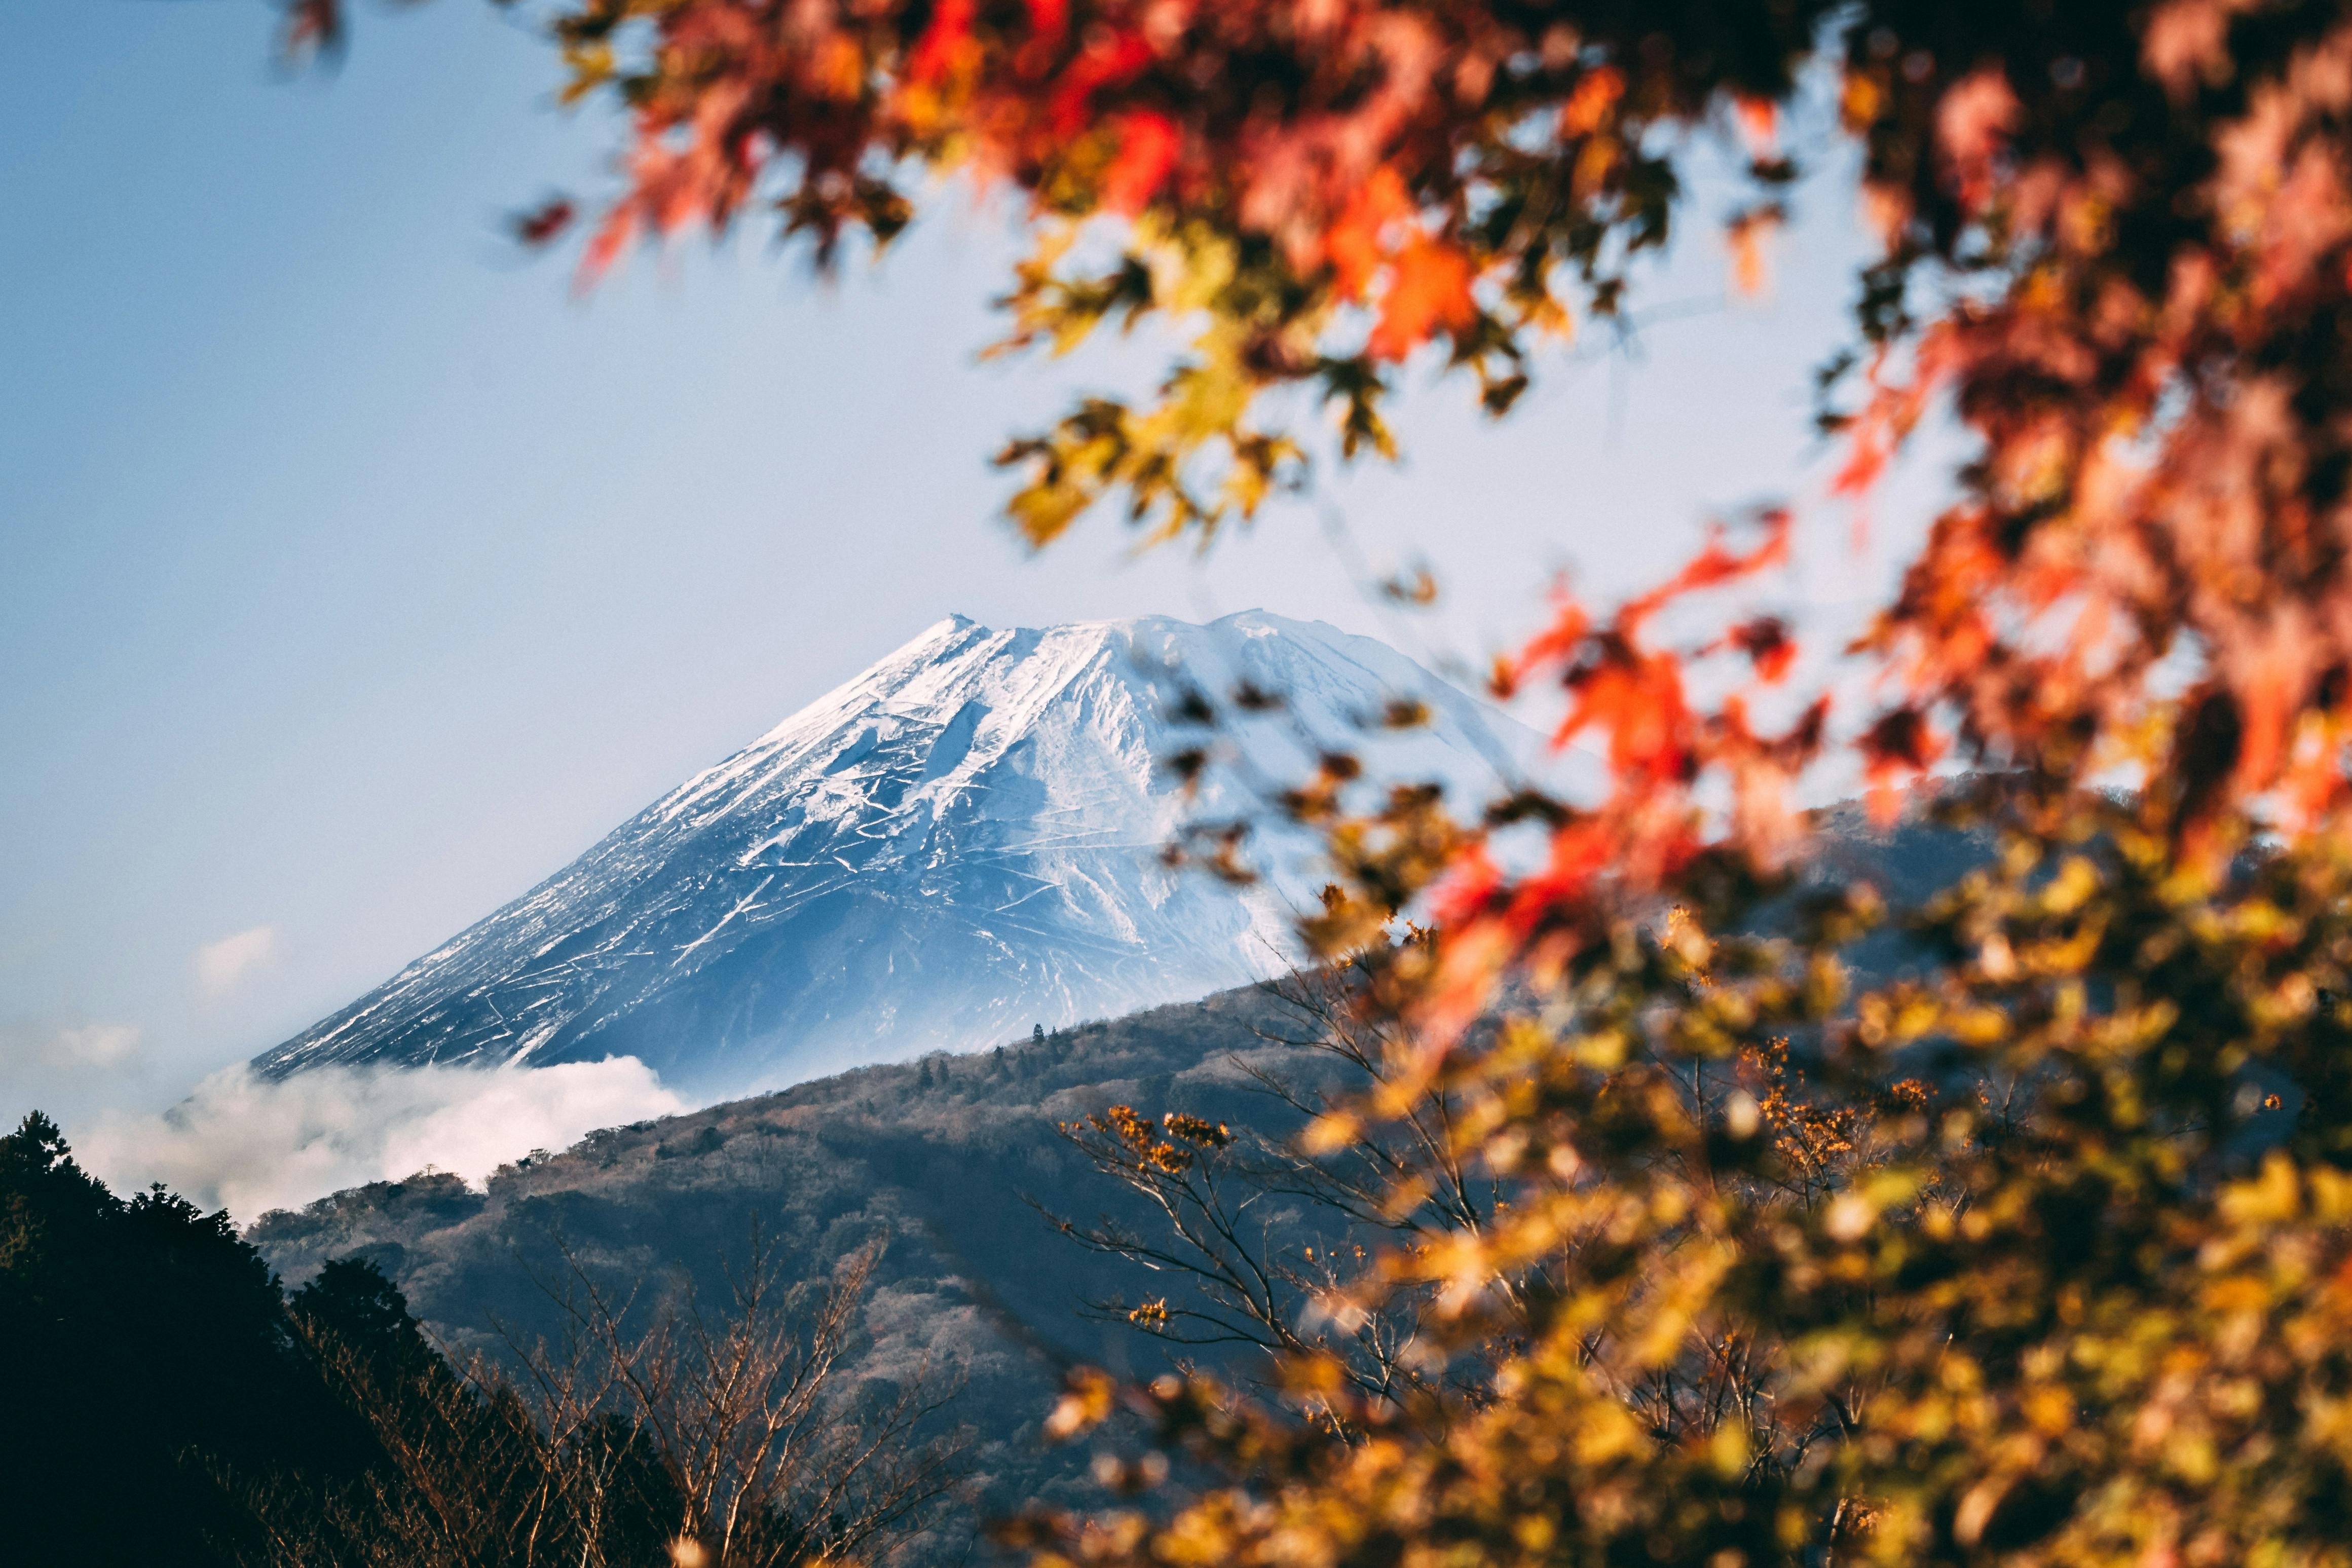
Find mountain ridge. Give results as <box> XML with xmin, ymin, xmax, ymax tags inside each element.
<box><xmin>254</xmin><ymin>611</ymin><xmax>1535</xmax><ymax>1098</ymax></box>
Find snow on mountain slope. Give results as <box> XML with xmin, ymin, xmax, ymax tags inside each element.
<box><xmin>253</xmin><ymin>611</ymin><xmax>1549</xmax><ymax>1098</ymax></box>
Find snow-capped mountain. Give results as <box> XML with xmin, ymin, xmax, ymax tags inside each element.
<box><xmin>254</xmin><ymin>611</ymin><xmax>1541</xmax><ymax>1097</ymax></box>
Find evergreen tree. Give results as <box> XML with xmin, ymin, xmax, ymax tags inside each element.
<box><xmin>0</xmin><ymin>1112</ymin><xmax>364</xmax><ymax>1567</ymax></box>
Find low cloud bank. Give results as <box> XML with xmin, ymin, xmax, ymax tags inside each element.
<box><xmin>80</xmin><ymin>1058</ymin><xmax>686</xmax><ymax>1222</ymax></box>
<box><xmin>41</xmin><ymin>1021</ymin><xmax>143</xmax><ymax>1069</ymax></box>
<box><xmin>195</xmin><ymin>923</ymin><xmax>281</xmax><ymax>996</ymax></box>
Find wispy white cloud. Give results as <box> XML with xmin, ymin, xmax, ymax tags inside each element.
<box><xmin>0</xmin><ymin>1017</ymin><xmax>146</xmax><ymax>1082</ymax></box>
<box><xmin>42</xmin><ymin>1021</ymin><xmax>143</xmax><ymax>1070</ymax></box>
<box><xmin>195</xmin><ymin>924</ymin><xmax>280</xmax><ymax>996</ymax></box>
<box><xmin>78</xmin><ymin>1058</ymin><xmax>685</xmax><ymax>1221</ymax></box>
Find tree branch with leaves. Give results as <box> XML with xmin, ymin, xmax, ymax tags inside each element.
<box><xmin>226</xmin><ymin>1</ymin><xmax>2352</xmax><ymax>1562</ymax></box>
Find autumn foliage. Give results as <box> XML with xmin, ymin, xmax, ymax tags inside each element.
<box><xmin>274</xmin><ymin>0</ymin><xmax>2352</xmax><ymax>1562</ymax></box>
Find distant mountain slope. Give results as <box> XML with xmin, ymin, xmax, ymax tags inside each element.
<box><xmin>254</xmin><ymin>612</ymin><xmax>1535</xmax><ymax>1098</ymax></box>
<box><xmin>243</xmin><ymin>802</ymin><xmax>1996</xmax><ymax>1559</ymax></box>
<box><xmin>248</xmin><ymin>980</ymin><xmax>1358</xmax><ymax>1557</ymax></box>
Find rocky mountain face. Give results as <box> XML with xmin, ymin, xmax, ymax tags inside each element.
<box><xmin>254</xmin><ymin>612</ymin><xmax>1535</xmax><ymax>1099</ymax></box>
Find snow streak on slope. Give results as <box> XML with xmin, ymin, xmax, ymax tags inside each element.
<box><xmin>254</xmin><ymin>612</ymin><xmax>1542</xmax><ymax>1098</ymax></box>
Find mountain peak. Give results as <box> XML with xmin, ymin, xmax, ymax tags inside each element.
<box><xmin>256</xmin><ymin>612</ymin><xmax>1534</xmax><ymax>1098</ymax></box>
<box><xmin>920</xmin><ymin>611</ymin><xmax>985</xmax><ymax>638</ymax></box>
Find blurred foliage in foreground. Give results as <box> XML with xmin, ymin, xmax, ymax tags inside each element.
<box><xmin>1014</xmin><ymin>778</ymin><xmax>2352</xmax><ymax>1568</ymax></box>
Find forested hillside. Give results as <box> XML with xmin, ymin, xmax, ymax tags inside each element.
<box><xmin>248</xmin><ymin>980</ymin><xmax>1370</xmax><ymax>1544</ymax></box>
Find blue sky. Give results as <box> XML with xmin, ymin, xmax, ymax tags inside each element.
<box><xmin>2</xmin><ymin>1</ymin><xmax>1927</xmax><ymax>1134</ymax></box>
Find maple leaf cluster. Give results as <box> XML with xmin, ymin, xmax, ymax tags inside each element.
<box><xmin>294</xmin><ymin>0</ymin><xmax>1832</xmax><ymax>543</ymax></box>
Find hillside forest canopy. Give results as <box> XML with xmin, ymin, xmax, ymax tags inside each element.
<box><xmin>53</xmin><ymin>0</ymin><xmax>2352</xmax><ymax>1563</ymax></box>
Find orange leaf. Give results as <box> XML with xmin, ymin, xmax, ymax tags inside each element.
<box><xmin>1563</xmin><ymin>653</ymin><xmax>1694</xmax><ymax>785</ymax></box>
<box><xmin>1726</xmin><ymin>207</ymin><xmax>1781</xmax><ymax>300</ymax></box>
<box><xmin>1485</xmin><ymin>819</ymin><xmax>1617</xmax><ymax>943</ymax></box>
<box><xmin>1509</xmin><ymin>594</ymin><xmax>1591</xmax><ymax>691</ymax></box>
<box><xmin>1327</xmin><ymin>167</ymin><xmax>1411</xmax><ymax>302</ymax></box>
<box><xmin>577</xmin><ymin>205</ymin><xmax>640</xmax><ymax>288</ymax></box>
<box><xmin>1619</xmin><ymin>510</ymin><xmax>1791</xmax><ymax>634</ymax></box>
<box><xmin>1049</xmin><ymin>31</ymin><xmax>1155</xmax><ymax>134</ymax></box>
<box><xmin>1734</xmin><ymin>95</ymin><xmax>1778</xmax><ymax>159</ymax></box>
<box><xmin>1102</xmin><ymin>112</ymin><xmax>1179</xmax><ymax>215</ymax></box>
<box><xmin>1427</xmin><ymin>844</ymin><xmax>1504</xmax><ymax>929</ymax></box>
<box><xmin>1369</xmin><ymin>239</ymin><xmax>1476</xmax><ymax>360</ymax></box>
<box><xmin>1560</xmin><ymin>66</ymin><xmax>1624</xmax><ymax>137</ymax></box>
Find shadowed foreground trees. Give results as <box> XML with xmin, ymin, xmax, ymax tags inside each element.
<box><xmin>244</xmin><ymin>1236</ymin><xmax>968</xmax><ymax>1568</ymax></box>
<box><xmin>0</xmin><ymin>1112</ymin><xmax>965</xmax><ymax>1568</ymax></box>
<box><xmin>0</xmin><ymin>1110</ymin><xmax>372</xmax><ymax>1567</ymax></box>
